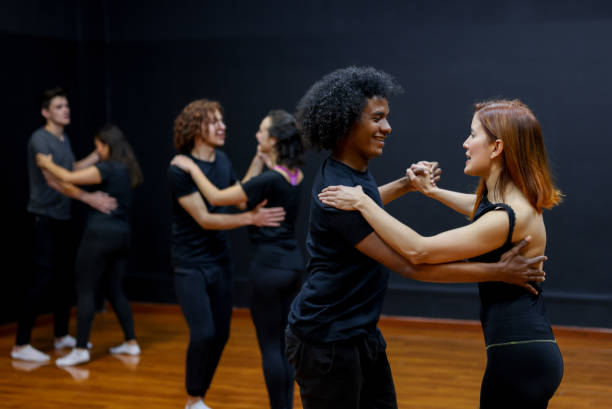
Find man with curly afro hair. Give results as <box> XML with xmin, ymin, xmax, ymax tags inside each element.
<box><xmin>167</xmin><ymin>99</ymin><xmax>286</xmax><ymax>409</ymax></box>
<box><xmin>286</xmin><ymin>67</ymin><xmax>546</xmax><ymax>409</ymax></box>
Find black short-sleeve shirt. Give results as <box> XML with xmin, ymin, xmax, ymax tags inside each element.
<box><xmin>241</xmin><ymin>170</ymin><xmax>302</xmax><ymax>244</ymax></box>
<box><xmin>86</xmin><ymin>161</ymin><xmax>132</xmax><ymax>230</ymax></box>
<box><xmin>168</xmin><ymin>151</ymin><xmax>238</xmax><ymax>267</ymax></box>
<box><xmin>288</xmin><ymin>157</ymin><xmax>390</xmax><ymax>342</ymax></box>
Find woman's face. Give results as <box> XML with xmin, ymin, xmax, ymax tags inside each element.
<box><xmin>95</xmin><ymin>138</ymin><xmax>110</xmax><ymax>160</ymax></box>
<box><xmin>256</xmin><ymin>116</ymin><xmax>275</xmax><ymax>153</ymax></box>
<box><xmin>462</xmin><ymin>114</ymin><xmax>496</xmax><ymax>176</ymax></box>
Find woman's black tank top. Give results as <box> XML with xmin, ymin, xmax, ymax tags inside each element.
<box><xmin>470</xmin><ymin>197</ymin><xmax>555</xmax><ymax>348</ymax></box>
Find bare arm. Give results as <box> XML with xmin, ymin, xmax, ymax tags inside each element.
<box><xmin>379</xmin><ymin>161</ymin><xmax>441</xmax><ymax>204</ymax></box>
<box><xmin>74</xmin><ymin>150</ymin><xmax>100</xmax><ymax>170</ymax></box>
<box><xmin>356</xmin><ymin>232</ymin><xmax>545</xmax><ymax>294</ymax></box>
<box><xmin>242</xmin><ymin>149</ymin><xmax>271</xmax><ymax>184</ymax></box>
<box><xmin>378</xmin><ymin>177</ymin><xmax>415</xmax><ymax>204</ymax></box>
<box><xmin>178</xmin><ymin>191</ymin><xmax>284</xmax><ymax>230</ymax></box>
<box><xmin>40</xmin><ymin>169</ymin><xmax>117</xmax><ymax>214</ymax></box>
<box><xmin>37</xmin><ymin>153</ymin><xmax>103</xmax><ymax>185</ymax></box>
<box><xmin>319</xmin><ymin>185</ymin><xmax>511</xmax><ymax>264</ymax></box>
<box><xmin>171</xmin><ymin>155</ymin><xmax>248</xmax><ymax>206</ymax></box>
<box><xmin>406</xmin><ymin>165</ymin><xmax>475</xmax><ymax>216</ymax></box>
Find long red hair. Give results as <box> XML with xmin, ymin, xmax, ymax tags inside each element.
<box><xmin>471</xmin><ymin>99</ymin><xmax>562</xmax><ymax>218</ymax></box>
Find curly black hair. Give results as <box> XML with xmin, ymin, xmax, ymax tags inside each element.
<box><xmin>295</xmin><ymin>66</ymin><xmax>402</xmax><ymax>150</ymax></box>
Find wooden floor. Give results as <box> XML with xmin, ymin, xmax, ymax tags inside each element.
<box><xmin>1</xmin><ymin>304</ymin><xmax>611</xmax><ymax>408</ymax></box>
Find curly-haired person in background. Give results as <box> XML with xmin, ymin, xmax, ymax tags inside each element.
<box><xmin>171</xmin><ymin>109</ymin><xmax>305</xmax><ymax>409</ymax></box>
<box><xmin>168</xmin><ymin>99</ymin><xmax>286</xmax><ymax>409</ymax></box>
<box><xmin>285</xmin><ymin>67</ymin><xmax>548</xmax><ymax>409</ymax></box>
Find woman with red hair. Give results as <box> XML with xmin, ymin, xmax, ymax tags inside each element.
<box><xmin>319</xmin><ymin>99</ymin><xmax>564</xmax><ymax>408</ymax></box>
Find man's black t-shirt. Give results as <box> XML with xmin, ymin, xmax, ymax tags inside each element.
<box><xmin>288</xmin><ymin>157</ymin><xmax>389</xmax><ymax>343</ymax></box>
<box><xmin>168</xmin><ymin>151</ymin><xmax>237</xmax><ymax>267</ymax></box>
<box><xmin>87</xmin><ymin>161</ymin><xmax>132</xmax><ymax>230</ymax></box>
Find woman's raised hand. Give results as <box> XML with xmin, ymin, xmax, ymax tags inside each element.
<box><xmin>407</xmin><ymin>161</ymin><xmax>440</xmax><ymax>195</ymax></box>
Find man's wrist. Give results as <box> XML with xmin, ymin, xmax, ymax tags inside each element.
<box><xmin>399</xmin><ymin>176</ymin><xmax>416</xmax><ymax>193</ymax></box>
<box><xmin>491</xmin><ymin>262</ymin><xmax>504</xmax><ymax>281</ymax></box>
<box><xmin>76</xmin><ymin>190</ymin><xmax>90</xmax><ymax>203</ymax></box>
<box><xmin>246</xmin><ymin>210</ymin><xmax>255</xmax><ymax>225</ymax></box>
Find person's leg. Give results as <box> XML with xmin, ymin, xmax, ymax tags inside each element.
<box><xmin>105</xmin><ymin>232</ymin><xmax>137</xmax><ymax>349</ymax></box>
<box><xmin>358</xmin><ymin>329</ymin><xmax>397</xmax><ymax>409</ymax></box>
<box><xmin>174</xmin><ymin>268</ymin><xmax>217</xmax><ymax>399</ymax></box>
<box><xmin>50</xmin><ymin>218</ymin><xmax>75</xmax><ymax>340</ymax></box>
<box><xmin>74</xmin><ymin>230</ymin><xmax>106</xmax><ymax>350</ymax></box>
<box><xmin>250</xmin><ymin>263</ymin><xmax>300</xmax><ymax>409</ymax></box>
<box><xmin>199</xmin><ymin>261</ymin><xmax>233</xmax><ymax>394</ymax></box>
<box><xmin>12</xmin><ymin>215</ymin><xmax>54</xmax><ymax>361</ymax></box>
<box><xmin>55</xmin><ymin>229</ymin><xmax>103</xmax><ymax>366</ymax></box>
<box><xmin>480</xmin><ymin>341</ymin><xmax>564</xmax><ymax>409</ymax></box>
<box><xmin>286</xmin><ymin>328</ymin><xmax>364</xmax><ymax>409</ymax></box>
<box><xmin>15</xmin><ymin>215</ymin><xmax>53</xmax><ymax>347</ymax></box>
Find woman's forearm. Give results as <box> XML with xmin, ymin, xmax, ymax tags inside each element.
<box><xmin>44</xmin><ymin>161</ymin><xmax>72</xmax><ymax>183</ymax></box>
<box><xmin>355</xmin><ymin>195</ymin><xmax>427</xmax><ymax>263</ymax></box>
<box><xmin>242</xmin><ymin>155</ymin><xmax>265</xmax><ymax>184</ymax></box>
<box><xmin>424</xmin><ymin>187</ymin><xmax>476</xmax><ymax>216</ymax></box>
<box><xmin>190</xmin><ymin>166</ymin><xmax>247</xmax><ymax>206</ymax></box>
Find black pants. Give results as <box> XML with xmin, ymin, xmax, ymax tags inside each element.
<box><xmin>285</xmin><ymin>327</ymin><xmax>397</xmax><ymax>409</ymax></box>
<box><xmin>75</xmin><ymin>226</ymin><xmax>135</xmax><ymax>349</ymax></box>
<box><xmin>249</xmin><ymin>258</ymin><xmax>302</xmax><ymax>409</ymax></box>
<box><xmin>480</xmin><ymin>341</ymin><xmax>564</xmax><ymax>409</ymax></box>
<box><xmin>16</xmin><ymin>215</ymin><xmax>74</xmax><ymax>345</ymax></box>
<box><xmin>174</xmin><ymin>260</ymin><xmax>233</xmax><ymax>397</ymax></box>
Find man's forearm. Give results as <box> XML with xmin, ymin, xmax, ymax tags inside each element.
<box><xmin>379</xmin><ymin>176</ymin><xmax>414</xmax><ymax>205</ymax></box>
<box><xmin>405</xmin><ymin>260</ymin><xmax>501</xmax><ymax>283</ymax></box>
<box><xmin>195</xmin><ymin>211</ymin><xmax>253</xmax><ymax>231</ymax></box>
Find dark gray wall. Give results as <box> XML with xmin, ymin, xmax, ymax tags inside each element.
<box><xmin>3</xmin><ymin>0</ymin><xmax>612</xmax><ymax>327</ymax></box>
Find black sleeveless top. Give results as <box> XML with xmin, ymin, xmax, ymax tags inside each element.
<box><xmin>470</xmin><ymin>198</ymin><xmax>555</xmax><ymax>347</ymax></box>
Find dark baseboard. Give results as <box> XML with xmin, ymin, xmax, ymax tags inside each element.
<box><xmin>121</xmin><ymin>275</ymin><xmax>612</xmax><ymax>329</ymax></box>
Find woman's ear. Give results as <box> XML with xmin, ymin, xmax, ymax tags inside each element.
<box><xmin>490</xmin><ymin>139</ymin><xmax>504</xmax><ymax>159</ymax></box>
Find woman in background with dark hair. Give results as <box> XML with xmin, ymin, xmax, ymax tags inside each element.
<box><xmin>36</xmin><ymin>125</ymin><xmax>143</xmax><ymax>366</ymax></box>
<box><xmin>171</xmin><ymin>109</ymin><xmax>305</xmax><ymax>409</ymax></box>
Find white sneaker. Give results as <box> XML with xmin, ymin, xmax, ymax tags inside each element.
<box><xmin>56</xmin><ymin>348</ymin><xmax>90</xmax><ymax>366</ymax></box>
<box><xmin>186</xmin><ymin>400</ymin><xmax>211</xmax><ymax>409</ymax></box>
<box><xmin>109</xmin><ymin>342</ymin><xmax>141</xmax><ymax>356</ymax></box>
<box><xmin>54</xmin><ymin>335</ymin><xmax>76</xmax><ymax>349</ymax></box>
<box><xmin>54</xmin><ymin>335</ymin><xmax>92</xmax><ymax>349</ymax></box>
<box><xmin>11</xmin><ymin>345</ymin><xmax>50</xmax><ymax>362</ymax></box>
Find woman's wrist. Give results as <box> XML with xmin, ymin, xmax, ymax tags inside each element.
<box><xmin>423</xmin><ymin>185</ymin><xmax>440</xmax><ymax>198</ymax></box>
<box><xmin>354</xmin><ymin>192</ymin><xmax>374</xmax><ymax>211</ymax></box>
